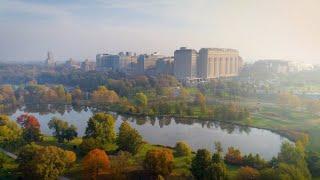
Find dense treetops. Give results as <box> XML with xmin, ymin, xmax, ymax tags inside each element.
<box><xmin>17</xmin><ymin>143</ymin><xmax>76</xmax><ymax>179</ymax></box>
<box><xmin>0</xmin><ymin>115</ymin><xmax>21</xmax><ymax>143</ymax></box>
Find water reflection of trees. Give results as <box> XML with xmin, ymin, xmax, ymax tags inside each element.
<box><xmin>5</xmin><ymin>104</ymin><xmax>251</xmax><ymax>135</ymax></box>
<box><xmin>7</xmin><ymin>103</ymin><xmax>90</xmax><ymax>116</ymax></box>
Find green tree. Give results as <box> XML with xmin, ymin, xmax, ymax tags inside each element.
<box><xmin>48</xmin><ymin>117</ymin><xmax>77</xmax><ymax>143</ymax></box>
<box><xmin>175</xmin><ymin>141</ymin><xmax>192</xmax><ymax>157</ymax></box>
<box><xmin>134</xmin><ymin>92</ymin><xmax>148</xmax><ymax>112</ymax></box>
<box><xmin>17</xmin><ymin>144</ymin><xmax>75</xmax><ymax>179</ymax></box>
<box><xmin>208</xmin><ymin>152</ymin><xmax>227</xmax><ymax>180</ymax></box>
<box><xmin>307</xmin><ymin>151</ymin><xmax>320</xmax><ymax>177</ymax></box>
<box><xmin>277</xmin><ymin>141</ymin><xmax>311</xmax><ymax>179</ymax></box>
<box><xmin>0</xmin><ymin>152</ymin><xmax>7</xmax><ymax>169</ymax></box>
<box><xmin>143</xmin><ymin>149</ymin><xmax>174</xmax><ymax>177</ymax></box>
<box><xmin>83</xmin><ymin>113</ymin><xmax>116</xmax><ymax>151</ymax></box>
<box><xmin>0</xmin><ymin>115</ymin><xmax>21</xmax><ymax>143</ymax></box>
<box><xmin>195</xmin><ymin>92</ymin><xmax>206</xmax><ymax>113</ymax></box>
<box><xmin>117</xmin><ymin>121</ymin><xmax>143</xmax><ymax>154</ymax></box>
<box><xmin>191</xmin><ymin>149</ymin><xmax>212</xmax><ymax>180</ymax></box>
<box><xmin>110</xmin><ymin>151</ymin><xmax>132</xmax><ymax>178</ymax></box>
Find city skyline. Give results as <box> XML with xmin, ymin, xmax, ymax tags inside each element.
<box><xmin>1</xmin><ymin>0</ymin><xmax>320</xmax><ymax>63</ymax></box>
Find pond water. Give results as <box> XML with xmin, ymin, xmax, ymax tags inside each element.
<box><xmin>7</xmin><ymin>105</ymin><xmax>289</xmax><ymax>159</ymax></box>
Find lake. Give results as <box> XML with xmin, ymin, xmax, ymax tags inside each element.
<box><xmin>7</xmin><ymin>105</ymin><xmax>289</xmax><ymax>159</ymax></box>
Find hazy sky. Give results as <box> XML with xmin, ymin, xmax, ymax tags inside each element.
<box><xmin>1</xmin><ymin>0</ymin><xmax>320</xmax><ymax>63</ymax></box>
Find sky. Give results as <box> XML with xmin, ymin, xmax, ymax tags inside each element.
<box><xmin>0</xmin><ymin>0</ymin><xmax>320</xmax><ymax>63</ymax></box>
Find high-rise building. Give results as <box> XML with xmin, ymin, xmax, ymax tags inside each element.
<box><xmin>136</xmin><ymin>52</ymin><xmax>163</xmax><ymax>74</ymax></box>
<box><xmin>155</xmin><ymin>57</ymin><xmax>174</xmax><ymax>75</ymax></box>
<box><xmin>198</xmin><ymin>48</ymin><xmax>242</xmax><ymax>79</ymax></box>
<box><xmin>96</xmin><ymin>53</ymin><xmax>137</xmax><ymax>72</ymax></box>
<box><xmin>173</xmin><ymin>47</ymin><xmax>198</xmax><ymax>80</ymax></box>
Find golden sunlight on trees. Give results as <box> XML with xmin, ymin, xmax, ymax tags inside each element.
<box><xmin>91</xmin><ymin>86</ymin><xmax>119</xmax><ymax>104</ymax></box>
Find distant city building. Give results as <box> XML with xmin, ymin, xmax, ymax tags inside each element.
<box><xmin>136</xmin><ymin>52</ymin><xmax>163</xmax><ymax>74</ymax></box>
<box><xmin>45</xmin><ymin>51</ymin><xmax>56</xmax><ymax>67</ymax></box>
<box><xmin>65</xmin><ymin>58</ymin><xmax>80</xmax><ymax>70</ymax></box>
<box><xmin>81</xmin><ymin>59</ymin><xmax>96</xmax><ymax>72</ymax></box>
<box><xmin>288</xmin><ymin>61</ymin><xmax>314</xmax><ymax>72</ymax></box>
<box><xmin>96</xmin><ymin>52</ymin><xmax>137</xmax><ymax>72</ymax></box>
<box><xmin>173</xmin><ymin>47</ymin><xmax>198</xmax><ymax>80</ymax></box>
<box><xmin>155</xmin><ymin>57</ymin><xmax>174</xmax><ymax>75</ymax></box>
<box><xmin>253</xmin><ymin>60</ymin><xmax>289</xmax><ymax>74</ymax></box>
<box><xmin>197</xmin><ymin>48</ymin><xmax>242</xmax><ymax>79</ymax></box>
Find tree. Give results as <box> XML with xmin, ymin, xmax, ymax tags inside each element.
<box><xmin>17</xmin><ymin>144</ymin><xmax>76</xmax><ymax>179</ymax></box>
<box><xmin>243</xmin><ymin>153</ymin><xmax>267</xmax><ymax>170</ymax></box>
<box><xmin>277</xmin><ymin>163</ymin><xmax>305</xmax><ymax>180</ymax></box>
<box><xmin>84</xmin><ymin>113</ymin><xmax>116</xmax><ymax>148</ymax></box>
<box><xmin>307</xmin><ymin>151</ymin><xmax>320</xmax><ymax>177</ymax></box>
<box><xmin>214</xmin><ymin>141</ymin><xmax>223</xmax><ymax>154</ymax></box>
<box><xmin>179</xmin><ymin>88</ymin><xmax>189</xmax><ymax>101</ymax></box>
<box><xmin>80</xmin><ymin>138</ymin><xmax>101</xmax><ymax>154</ymax></box>
<box><xmin>91</xmin><ymin>86</ymin><xmax>119</xmax><ymax>104</ymax></box>
<box><xmin>82</xmin><ymin>148</ymin><xmax>110</xmax><ymax>180</ymax></box>
<box><xmin>191</xmin><ymin>149</ymin><xmax>212</xmax><ymax>180</ymax></box>
<box><xmin>277</xmin><ymin>141</ymin><xmax>311</xmax><ymax>179</ymax></box>
<box><xmin>0</xmin><ymin>115</ymin><xmax>21</xmax><ymax>143</ymax></box>
<box><xmin>195</xmin><ymin>92</ymin><xmax>206</xmax><ymax>113</ymax></box>
<box><xmin>48</xmin><ymin>117</ymin><xmax>77</xmax><ymax>143</ymax></box>
<box><xmin>110</xmin><ymin>151</ymin><xmax>132</xmax><ymax>178</ymax></box>
<box><xmin>225</xmin><ymin>147</ymin><xmax>243</xmax><ymax>165</ymax></box>
<box><xmin>117</xmin><ymin>121</ymin><xmax>143</xmax><ymax>154</ymax></box>
<box><xmin>32</xmin><ymin>146</ymin><xmax>76</xmax><ymax>179</ymax></box>
<box><xmin>134</xmin><ymin>92</ymin><xmax>148</xmax><ymax>112</ymax></box>
<box><xmin>71</xmin><ymin>87</ymin><xmax>82</xmax><ymax>102</ymax></box>
<box><xmin>236</xmin><ymin>166</ymin><xmax>260</xmax><ymax>180</ymax></box>
<box><xmin>0</xmin><ymin>152</ymin><xmax>7</xmax><ymax>169</ymax></box>
<box><xmin>17</xmin><ymin>114</ymin><xmax>42</xmax><ymax>143</ymax></box>
<box><xmin>175</xmin><ymin>141</ymin><xmax>192</xmax><ymax>157</ymax></box>
<box><xmin>259</xmin><ymin>168</ymin><xmax>279</xmax><ymax>180</ymax></box>
<box><xmin>143</xmin><ymin>149</ymin><xmax>174</xmax><ymax>176</ymax></box>
<box><xmin>208</xmin><ymin>152</ymin><xmax>227</xmax><ymax>180</ymax></box>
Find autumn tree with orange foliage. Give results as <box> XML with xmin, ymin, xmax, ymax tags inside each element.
<box><xmin>236</xmin><ymin>166</ymin><xmax>260</xmax><ymax>180</ymax></box>
<box><xmin>91</xmin><ymin>86</ymin><xmax>119</xmax><ymax>104</ymax></box>
<box><xmin>17</xmin><ymin>114</ymin><xmax>42</xmax><ymax>143</ymax></box>
<box><xmin>82</xmin><ymin>148</ymin><xmax>110</xmax><ymax>179</ymax></box>
<box><xmin>225</xmin><ymin>147</ymin><xmax>243</xmax><ymax>165</ymax></box>
<box><xmin>143</xmin><ymin>149</ymin><xmax>174</xmax><ymax>177</ymax></box>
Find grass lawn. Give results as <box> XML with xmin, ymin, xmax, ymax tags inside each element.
<box><xmin>237</xmin><ymin>99</ymin><xmax>320</xmax><ymax>152</ymax></box>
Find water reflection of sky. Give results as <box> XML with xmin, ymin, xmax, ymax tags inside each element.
<box><xmin>9</xmin><ymin>106</ymin><xmax>289</xmax><ymax>160</ymax></box>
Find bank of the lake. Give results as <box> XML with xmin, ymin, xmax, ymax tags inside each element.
<box><xmin>6</xmin><ymin>105</ymin><xmax>290</xmax><ymax>160</ymax></box>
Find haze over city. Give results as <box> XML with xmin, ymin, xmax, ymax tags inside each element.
<box><xmin>1</xmin><ymin>0</ymin><xmax>320</xmax><ymax>63</ymax></box>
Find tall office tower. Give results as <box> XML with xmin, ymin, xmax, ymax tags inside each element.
<box><xmin>198</xmin><ymin>48</ymin><xmax>242</xmax><ymax>79</ymax></box>
<box><xmin>173</xmin><ymin>47</ymin><xmax>198</xmax><ymax>80</ymax></box>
